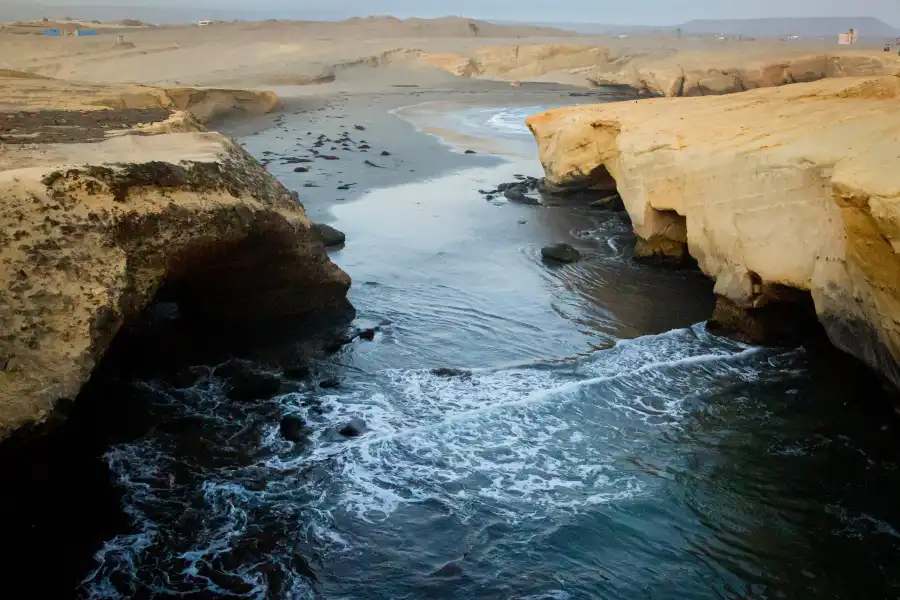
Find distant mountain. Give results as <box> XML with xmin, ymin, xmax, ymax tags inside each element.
<box><xmin>677</xmin><ymin>17</ymin><xmax>899</xmax><ymax>38</ymax></box>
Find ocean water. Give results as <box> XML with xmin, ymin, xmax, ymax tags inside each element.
<box><xmin>78</xmin><ymin>106</ymin><xmax>900</xmax><ymax>600</ymax></box>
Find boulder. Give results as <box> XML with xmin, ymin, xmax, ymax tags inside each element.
<box><xmin>541</xmin><ymin>243</ymin><xmax>581</xmax><ymax>263</ymax></box>
<box><xmin>312</xmin><ymin>223</ymin><xmax>346</xmax><ymax>247</ymax></box>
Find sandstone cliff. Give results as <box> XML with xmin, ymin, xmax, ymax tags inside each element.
<box><xmin>0</xmin><ymin>86</ymin><xmax>349</xmax><ymax>440</ymax></box>
<box><xmin>587</xmin><ymin>50</ymin><xmax>900</xmax><ymax>97</ymax></box>
<box><xmin>411</xmin><ymin>44</ymin><xmax>900</xmax><ymax>95</ymax></box>
<box><xmin>527</xmin><ymin>74</ymin><xmax>900</xmax><ymax>386</ymax></box>
<box><xmin>0</xmin><ymin>71</ymin><xmax>279</xmax><ymax>123</ymax></box>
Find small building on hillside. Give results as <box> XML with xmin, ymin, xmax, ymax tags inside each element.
<box><xmin>839</xmin><ymin>28</ymin><xmax>858</xmax><ymax>44</ymax></box>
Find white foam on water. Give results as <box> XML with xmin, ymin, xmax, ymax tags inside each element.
<box><xmin>263</xmin><ymin>325</ymin><xmax>768</xmax><ymax>533</ymax></box>
<box><xmin>83</xmin><ymin>324</ymin><xmax>779</xmax><ymax>597</ymax></box>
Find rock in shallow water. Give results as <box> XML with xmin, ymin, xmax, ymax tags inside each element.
<box><xmin>541</xmin><ymin>243</ymin><xmax>581</xmax><ymax>264</ymax></box>
<box><xmin>279</xmin><ymin>415</ymin><xmax>307</xmax><ymax>442</ymax></box>
<box><xmin>312</xmin><ymin>223</ymin><xmax>346</xmax><ymax>247</ymax></box>
<box><xmin>319</xmin><ymin>378</ymin><xmax>341</xmax><ymax>389</ymax></box>
<box><xmin>338</xmin><ymin>417</ymin><xmax>367</xmax><ymax>437</ymax></box>
<box><xmin>226</xmin><ymin>368</ymin><xmax>282</xmax><ymax>402</ymax></box>
<box><xmin>504</xmin><ymin>188</ymin><xmax>541</xmax><ymax>205</ymax></box>
<box><xmin>431</xmin><ymin>367</ymin><xmax>471</xmax><ymax>378</ymax></box>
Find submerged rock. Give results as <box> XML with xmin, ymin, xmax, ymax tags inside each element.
<box><xmin>279</xmin><ymin>415</ymin><xmax>307</xmax><ymax>442</ymax></box>
<box><xmin>338</xmin><ymin>417</ymin><xmax>367</xmax><ymax>437</ymax></box>
<box><xmin>430</xmin><ymin>562</ymin><xmax>465</xmax><ymax>578</ymax></box>
<box><xmin>431</xmin><ymin>367</ymin><xmax>471</xmax><ymax>378</ymax></box>
<box><xmin>541</xmin><ymin>243</ymin><xmax>581</xmax><ymax>263</ymax></box>
<box><xmin>312</xmin><ymin>223</ymin><xmax>346</xmax><ymax>247</ymax></box>
<box><xmin>319</xmin><ymin>378</ymin><xmax>341</xmax><ymax>389</ymax></box>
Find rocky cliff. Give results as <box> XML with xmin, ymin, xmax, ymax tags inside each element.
<box><xmin>411</xmin><ymin>44</ymin><xmax>900</xmax><ymax>95</ymax></box>
<box><xmin>588</xmin><ymin>51</ymin><xmax>900</xmax><ymax>97</ymax></box>
<box><xmin>527</xmin><ymin>74</ymin><xmax>900</xmax><ymax>386</ymax></box>
<box><xmin>0</xmin><ymin>94</ymin><xmax>349</xmax><ymax>439</ymax></box>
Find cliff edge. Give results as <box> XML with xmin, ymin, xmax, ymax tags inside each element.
<box><xmin>527</xmin><ymin>74</ymin><xmax>900</xmax><ymax>386</ymax></box>
<box><xmin>0</xmin><ymin>81</ymin><xmax>349</xmax><ymax>440</ymax></box>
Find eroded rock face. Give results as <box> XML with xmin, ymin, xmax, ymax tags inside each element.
<box><xmin>586</xmin><ymin>52</ymin><xmax>900</xmax><ymax>97</ymax></box>
<box><xmin>527</xmin><ymin>74</ymin><xmax>900</xmax><ymax>387</ymax></box>
<box><xmin>0</xmin><ymin>128</ymin><xmax>350</xmax><ymax>439</ymax></box>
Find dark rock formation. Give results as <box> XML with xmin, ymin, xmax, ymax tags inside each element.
<box><xmin>279</xmin><ymin>415</ymin><xmax>307</xmax><ymax>442</ymax></box>
<box><xmin>541</xmin><ymin>243</ymin><xmax>581</xmax><ymax>263</ymax></box>
<box><xmin>312</xmin><ymin>223</ymin><xmax>346</xmax><ymax>247</ymax></box>
<box><xmin>338</xmin><ymin>417</ymin><xmax>367</xmax><ymax>437</ymax></box>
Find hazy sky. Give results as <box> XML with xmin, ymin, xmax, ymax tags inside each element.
<box><xmin>17</xmin><ymin>0</ymin><xmax>900</xmax><ymax>26</ymax></box>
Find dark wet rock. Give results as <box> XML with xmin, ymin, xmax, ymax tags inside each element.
<box><xmin>319</xmin><ymin>378</ymin><xmax>341</xmax><ymax>389</ymax></box>
<box><xmin>339</xmin><ymin>418</ymin><xmax>367</xmax><ymax>437</ymax></box>
<box><xmin>354</xmin><ymin>125</ymin><xmax>366</xmax><ymax>131</ymax></box>
<box><xmin>431</xmin><ymin>562</ymin><xmax>465</xmax><ymax>578</ymax></box>
<box><xmin>541</xmin><ymin>243</ymin><xmax>581</xmax><ymax>264</ymax></box>
<box><xmin>214</xmin><ymin>357</ymin><xmax>253</xmax><ymax>378</ymax></box>
<box><xmin>312</xmin><ymin>223</ymin><xmax>346</xmax><ymax>247</ymax></box>
<box><xmin>282</xmin><ymin>157</ymin><xmax>310</xmax><ymax>164</ymax></box>
<box><xmin>431</xmin><ymin>367</ymin><xmax>471</xmax><ymax>378</ymax></box>
<box><xmin>380</xmin><ymin>151</ymin><xmax>391</xmax><ymax>156</ymax></box>
<box><xmin>358</xmin><ymin>144</ymin><xmax>371</xmax><ymax>150</ymax></box>
<box><xmin>283</xmin><ymin>364</ymin><xmax>311</xmax><ymax>380</ymax></box>
<box><xmin>321</xmin><ymin>155</ymin><xmax>340</xmax><ymax>161</ymax></box>
<box><xmin>336</xmin><ymin>184</ymin><xmax>353</xmax><ymax>190</ymax></box>
<box><xmin>303</xmin><ymin>182</ymin><xmax>319</xmax><ymax>188</ymax></box>
<box><xmin>226</xmin><ymin>368</ymin><xmax>282</xmax><ymax>402</ymax></box>
<box><xmin>323</xmin><ymin>334</ymin><xmax>352</xmax><ymax>353</ymax></box>
<box><xmin>165</xmin><ymin>366</ymin><xmax>207</xmax><ymax>389</ymax></box>
<box><xmin>485</xmin><ymin>195</ymin><xmax>495</xmax><ymax>201</ymax></box>
<box><xmin>464</xmin><ymin>150</ymin><xmax>477</xmax><ymax>154</ymax></box>
<box><xmin>364</xmin><ymin>160</ymin><xmax>384</xmax><ymax>168</ymax></box>
<box><xmin>518</xmin><ymin>219</ymin><xmax>527</xmax><ymax>224</ymax></box>
<box><xmin>513</xmin><ymin>174</ymin><xmax>525</xmax><ymax>180</ymax></box>
<box><xmin>496</xmin><ymin>182</ymin><xmax>512</xmax><ymax>192</ymax></box>
<box><xmin>589</xmin><ymin>194</ymin><xmax>625</xmax><ymax>211</ymax></box>
<box><xmin>477</xmin><ymin>189</ymin><xmax>493</xmax><ymax>195</ymax></box>
<box><xmin>293</xmin><ymin>167</ymin><xmax>309</xmax><ymax>173</ymax></box>
<box><xmin>357</xmin><ymin>328</ymin><xmax>377</xmax><ymax>341</ymax></box>
<box><xmin>262</xmin><ymin>151</ymin><xmax>274</xmax><ymax>156</ymax></box>
<box><xmin>279</xmin><ymin>415</ymin><xmax>307</xmax><ymax>442</ymax></box>
<box><xmin>504</xmin><ymin>189</ymin><xmax>541</xmax><ymax>205</ymax></box>
<box><xmin>313</xmin><ymin>141</ymin><xmax>324</xmax><ymax>148</ymax></box>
